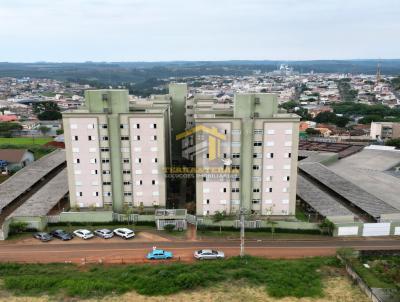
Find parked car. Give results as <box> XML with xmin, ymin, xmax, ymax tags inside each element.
<box><xmin>73</xmin><ymin>229</ymin><xmax>94</xmax><ymax>240</ymax></box>
<box><xmin>50</xmin><ymin>229</ymin><xmax>73</xmax><ymax>241</ymax></box>
<box><xmin>147</xmin><ymin>249</ymin><xmax>173</xmax><ymax>260</ymax></box>
<box><xmin>94</xmin><ymin>228</ymin><xmax>114</xmax><ymax>239</ymax></box>
<box><xmin>194</xmin><ymin>249</ymin><xmax>225</xmax><ymax>260</ymax></box>
<box><xmin>113</xmin><ymin>228</ymin><xmax>135</xmax><ymax>239</ymax></box>
<box><xmin>33</xmin><ymin>232</ymin><xmax>53</xmax><ymax>242</ymax></box>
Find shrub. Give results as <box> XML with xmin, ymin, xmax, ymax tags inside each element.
<box><xmin>8</xmin><ymin>221</ymin><xmax>28</xmax><ymax>234</ymax></box>
<box><xmin>163</xmin><ymin>224</ymin><xmax>175</xmax><ymax>232</ymax></box>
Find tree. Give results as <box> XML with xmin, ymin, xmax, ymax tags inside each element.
<box><xmin>314</xmin><ymin>111</ymin><xmax>337</xmax><ymax>124</ymax></box>
<box><xmin>334</xmin><ymin>116</ymin><xmax>350</xmax><ymax>128</ymax></box>
<box><xmin>33</xmin><ymin>101</ymin><xmax>62</xmax><ymax>121</ymax></box>
<box><xmin>212</xmin><ymin>211</ymin><xmax>227</xmax><ymax>233</ymax></box>
<box><xmin>56</xmin><ymin>129</ymin><xmax>64</xmax><ymax>135</ymax></box>
<box><xmin>319</xmin><ymin>218</ymin><xmax>335</xmax><ymax>235</ymax></box>
<box><xmin>39</xmin><ymin>126</ymin><xmax>51</xmax><ymax>136</ymax></box>
<box><xmin>386</xmin><ymin>138</ymin><xmax>400</xmax><ymax>149</ymax></box>
<box><xmin>305</xmin><ymin>128</ymin><xmax>321</xmax><ymax>135</ymax></box>
<box><xmin>280</xmin><ymin>100</ymin><xmax>298</xmax><ymax>111</ymax></box>
<box><xmin>0</xmin><ymin>122</ymin><xmax>22</xmax><ymax>137</ymax></box>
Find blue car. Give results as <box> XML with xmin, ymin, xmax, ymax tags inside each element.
<box><xmin>147</xmin><ymin>249</ymin><xmax>173</xmax><ymax>260</ymax></box>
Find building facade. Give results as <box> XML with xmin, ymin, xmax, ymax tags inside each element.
<box><xmin>63</xmin><ymin>90</ymin><xmax>169</xmax><ymax>213</ymax></box>
<box><xmin>370</xmin><ymin>122</ymin><xmax>400</xmax><ymax>140</ymax></box>
<box><xmin>194</xmin><ymin>93</ymin><xmax>300</xmax><ymax>217</ymax></box>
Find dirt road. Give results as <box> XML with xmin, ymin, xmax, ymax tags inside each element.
<box><xmin>0</xmin><ymin>236</ymin><xmax>399</xmax><ymax>264</ymax></box>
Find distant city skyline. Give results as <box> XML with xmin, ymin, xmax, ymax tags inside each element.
<box><xmin>0</xmin><ymin>0</ymin><xmax>399</xmax><ymax>62</ymax></box>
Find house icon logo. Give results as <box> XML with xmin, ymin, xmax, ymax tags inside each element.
<box><xmin>176</xmin><ymin>125</ymin><xmax>226</xmax><ymax>161</ymax></box>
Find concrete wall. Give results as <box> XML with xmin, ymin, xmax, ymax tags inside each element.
<box><xmin>60</xmin><ymin>211</ymin><xmax>113</xmax><ymax>223</ymax></box>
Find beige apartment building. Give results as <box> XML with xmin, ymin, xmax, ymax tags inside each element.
<box><xmin>63</xmin><ymin>89</ymin><xmax>170</xmax><ymax>213</ymax></box>
<box><xmin>192</xmin><ymin>93</ymin><xmax>300</xmax><ymax>217</ymax></box>
<box><xmin>370</xmin><ymin>122</ymin><xmax>400</xmax><ymax>140</ymax></box>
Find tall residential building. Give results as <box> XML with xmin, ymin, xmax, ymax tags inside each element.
<box><xmin>63</xmin><ymin>89</ymin><xmax>170</xmax><ymax>213</ymax></box>
<box><xmin>194</xmin><ymin>93</ymin><xmax>300</xmax><ymax>216</ymax></box>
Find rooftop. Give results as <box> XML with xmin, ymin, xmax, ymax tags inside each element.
<box><xmin>0</xmin><ymin>149</ymin><xmax>66</xmax><ymax>213</ymax></box>
<box><xmin>10</xmin><ymin>169</ymin><xmax>68</xmax><ymax>217</ymax></box>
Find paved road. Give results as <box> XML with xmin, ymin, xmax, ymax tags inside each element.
<box><xmin>0</xmin><ymin>238</ymin><xmax>399</xmax><ymax>263</ymax></box>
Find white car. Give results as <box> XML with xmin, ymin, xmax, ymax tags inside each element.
<box><xmin>194</xmin><ymin>249</ymin><xmax>225</xmax><ymax>260</ymax></box>
<box><xmin>94</xmin><ymin>228</ymin><xmax>114</xmax><ymax>239</ymax></box>
<box><xmin>73</xmin><ymin>229</ymin><xmax>94</xmax><ymax>240</ymax></box>
<box><xmin>113</xmin><ymin>228</ymin><xmax>135</xmax><ymax>239</ymax></box>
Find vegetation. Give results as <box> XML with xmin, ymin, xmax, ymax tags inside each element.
<box><xmin>319</xmin><ymin>219</ymin><xmax>335</xmax><ymax>235</ymax></box>
<box><xmin>32</xmin><ymin>101</ymin><xmax>62</xmax><ymax>120</ymax></box>
<box><xmin>0</xmin><ymin>142</ymin><xmax>55</xmax><ymax>159</ymax></box>
<box><xmin>163</xmin><ymin>224</ymin><xmax>176</xmax><ymax>232</ymax></box>
<box><xmin>0</xmin><ymin>137</ymin><xmax>52</xmax><ymax>146</ymax></box>
<box><xmin>391</xmin><ymin>76</ymin><xmax>400</xmax><ymax>90</ymax></box>
<box><xmin>314</xmin><ymin>111</ymin><xmax>350</xmax><ymax>128</ymax></box>
<box><xmin>8</xmin><ymin>221</ymin><xmax>28</xmax><ymax>235</ymax></box>
<box><xmin>0</xmin><ymin>256</ymin><xmax>340</xmax><ymax>298</ymax></box>
<box><xmin>0</xmin><ymin>122</ymin><xmax>22</xmax><ymax>137</ymax></box>
<box><xmin>305</xmin><ymin>128</ymin><xmax>321</xmax><ymax>135</ymax></box>
<box><xmin>212</xmin><ymin>210</ymin><xmax>227</xmax><ymax>233</ymax></box>
<box><xmin>386</xmin><ymin>138</ymin><xmax>400</xmax><ymax>149</ymax></box>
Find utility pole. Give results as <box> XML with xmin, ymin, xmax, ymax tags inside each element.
<box><xmin>240</xmin><ymin>207</ymin><xmax>245</xmax><ymax>258</ymax></box>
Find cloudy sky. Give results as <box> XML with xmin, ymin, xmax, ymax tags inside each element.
<box><xmin>0</xmin><ymin>0</ymin><xmax>399</xmax><ymax>62</ymax></box>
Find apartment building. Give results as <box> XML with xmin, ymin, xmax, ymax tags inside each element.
<box><xmin>370</xmin><ymin>122</ymin><xmax>400</xmax><ymax>140</ymax></box>
<box><xmin>194</xmin><ymin>93</ymin><xmax>300</xmax><ymax>217</ymax></box>
<box><xmin>63</xmin><ymin>89</ymin><xmax>170</xmax><ymax>213</ymax></box>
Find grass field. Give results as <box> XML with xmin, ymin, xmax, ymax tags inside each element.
<box><xmin>0</xmin><ymin>137</ymin><xmax>52</xmax><ymax>146</ymax></box>
<box><xmin>0</xmin><ymin>277</ymin><xmax>369</xmax><ymax>302</ymax></box>
<box><xmin>0</xmin><ymin>257</ymin><xmax>343</xmax><ymax>299</ymax></box>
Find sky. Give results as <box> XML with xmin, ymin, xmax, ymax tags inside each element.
<box><xmin>0</xmin><ymin>0</ymin><xmax>399</xmax><ymax>62</ymax></box>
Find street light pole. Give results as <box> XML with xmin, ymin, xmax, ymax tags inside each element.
<box><xmin>240</xmin><ymin>207</ymin><xmax>245</xmax><ymax>258</ymax></box>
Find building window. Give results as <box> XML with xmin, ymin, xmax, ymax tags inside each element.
<box><xmin>72</xmin><ymin>147</ymin><xmax>79</xmax><ymax>153</ymax></box>
<box><xmin>123</xmin><ymin>158</ymin><xmax>129</xmax><ymax>163</ymax></box>
<box><xmin>93</xmin><ymin>192</ymin><xmax>99</xmax><ymax>197</ymax></box>
<box><xmin>101</xmin><ymin>148</ymin><xmax>109</xmax><ymax>152</ymax></box>
<box><xmin>285</xmin><ymin>152</ymin><xmax>292</xmax><ymax>158</ymax></box>
<box><xmin>253</xmin><ymin>188</ymin><xmax>260</xmax><ymax>193</ymax></box>
<box><xmin>206</xmin><ymin>199</ymin><xmax>210</xmax><ymax>204</ymax></box>
<box><xmin>283</xmin><ymin>176</ymin><xmax>290</xmax><ymax>181</ymax></box>
<box><xmin>266</xmin><ymin>187</ymin><xmax>272</xmax><ymax>193</ymax></box>
<box><xmin>151</xmin><ymin>135</ymin><xmax>157</xmax><ymax>141</ymax></box>
<box><xmin>76</xmin><ymin>192</ymin><xmax>83</xmax><ymax>197</ymax></box>
<box><xmin>284</xmin><ymin>141</ymin><xmax>292</xmax><ymax>147</ymax></box>
<box><xmin>121</xmin><ymin>136</ymin><xmax>129</xmax><ymax>140</ymax></box>
<box><xmin>103</xmin><ymin>181</ymin><xmax>111</xmax><ymax>185</ymax></box>
<box><xmin>267</xmin><ymin>153</ymin><xmax>274</xmax><ymax>159</ymax></box>
<box><xmin>253</xmin><ymin>153</ymin><xmax>262</xmax><ymax>158</ymax></box>
<box><xmin>152</xmin><ymin>180</ymin><xmax>156</xmax><ymax>185</ymax></box>
<box><xmin>284</xmin><ymin>164</ymin><xmax>291</xmax><ymax>170</ymax></box>
<box><xmin>134</xmin><ymin>135</ymin><xmax>140</xmax><ymax>141</ymax></box>
<box><xmin>136</xmin><ymin>180</ymin><xmax>143</xmax><ymax>185</ymax></box>
<box><xmin>283</xmin><ymin>187</ymin><xmax>289</xmax><ymax>193</ymax></box>
<box><xmin>101</xmin><ymin>124</ymin><xmax>108</xmax><ymax>129</ymax></box>
<box><xmin>73</xmin><ymin>135</ymin><xmax>78</xmax><ymax>141</ymax></box>
<box><xmin>151</xmin><ymin>123</ymin><xmax>157</xmax><ymax>129</ymax></box>
<box><xmin>203</xmin><ymin>177</ymin><xmax>206</xmax><ymax>181</ymax></box>
<box><xmin>152</xmin><ymin>158</ymin><xmax>158</xmax><ymax>163</ymax></box>
<box><xmin>104</xmin><ymin>192</ymin><xmax>112</xmax><ymax>197</ymax></box>
<box><xmin>90</xmin><ymin>158</ymin><xmax>97</xmax><ymax>164</ymax></box>
<box><xmin>123</xmin><ymin>181</ymin><xmax>131</xmax><ymax>185</ymax></box>
<box><xmin>87</xmin><ymin>124</ymin><xmax>95</xmax><ymax>129</ymax></box>
<box><xmin>123</xmin><ymin>170</ymin><xmax>131</xmax><ymax>174</ymax></box>
<box><xmin>266</xmin><ymin>141</ymin><xmax>274</xmax><ymax>147</ymax></box>
<box><xmin>232</xmin><ymin>153</ymin><xmax>240</xmax><ymax>158</ymax></box>
<box><xmin>254</xmin><ymin>129</ymin><xmax>263</xmax><ymax>134</ymax></box>
<box><xmin>102</xmin><ymin>170</ymin><xmax>111</xmax><ymax>174</ymax></box>
<box><xmin>253</xmin><ymin>165</ymin><xmax>260</xmax><ymax>170</ymax></box>
<box><xmin>135</xmin><ymin>158</ymin><xmax>142</xmax><ymax>163</ymax></box>
<box><xmin>102</xmin><ymin>159</ymin><xmax>110</xmax><ymax>163</ymax></box>
<box><xmin>120</xmin><ymin>124</ymin><xmax>128</xmax><ymax>129</ymax></box>
<box><xmin>285</xmin><ymin>129</ymin><xmax>292</xmax><ymax>135</ymax></box>
<box><xmin>252</xmin><ymin>199</ymin><xmax>260</xmax><ymax>204</ymax></box>
<box><xmin>70</xmin><ymin>124</ymin><xmax>77</xmax><ymax>129</ymax></box>
<box><xmin>102</xmin><ymin>136</ymin><xmax>109</xmax><ymax>141</ymax></box>
<box><xmin>133</xmin><ymin>123</ymin><xmax>140</xmax><ymax>129</ymax></box>
<box><xmin>253</xmin><ymin>141</ymin><xmax>262</xmax><ymax>146</ymax></box>
<box><xmin>121</xmin><ymin>147</ymin><xmax>129</xmax><ymax>153</ymax></box>
<box><xmin>91</xmin><ymin>169</ymin><xmax>98</xmax><ymax>175</ymax></box>
<box><xmin>266</xmin><ymin>165</ymin><xmax>274</xmax><ymax>170</ymax></box>
<box><xmin>265</xmin><ymin>176</ymin><xmax>272</xmax><ymax>182</ymax></box>
<box><xmin>231</xmin><ymin>188</ymin><xmax>240</xmax><ymax>193</ymax></box>
<box><xmin>124</xmin><ymin>192</ymin><xmax>132</xmax><ymax>196</ymax></box>
<box><xmin>88</xmin><ymin>135</ymin><xmax>93</xmax><ymax>141</ymax></box>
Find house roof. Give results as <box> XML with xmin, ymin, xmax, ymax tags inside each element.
<box><xmin>0</xmin><ymin>115</ymin><xmax>18</xmax><ymax>122</ymax></box>
<box><xmin>0</xmin><ymin>149</ymin><xmax>32</xmax><ymax>163</ymax></box>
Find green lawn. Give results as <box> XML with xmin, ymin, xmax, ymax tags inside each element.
<box><xmin>0</xmin><ymin>256</ymin><xmax>340</xmax><ymax>299</ymax></box>
<box><xmin>0</xmin><ymin>137</ymin><xmax>52</xmax><ymax>146</ymax></box>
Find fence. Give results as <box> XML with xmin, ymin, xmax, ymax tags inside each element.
<box><xmin>234</xmin><ymin>220</ymin><xmax>262</xmax><ymax>229</ymax></box>
<box><xmin>112</xmin><ymin>213</ymin><xmax>139</xmax><ymax>223</ymax></box>
<box><xmin>46</xmin><ymin>215</ymin><xmax>61</xmax><ymax>223</ymax></box>
<box><xmin>156</xmin><ymin>219</ymin><xmax>187</xmax><ymax>230</ymax></box>
<box><xmin>186</xmin><ymin>214</ymin><xmax>197</xmax><ymax>225</ymax></box>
